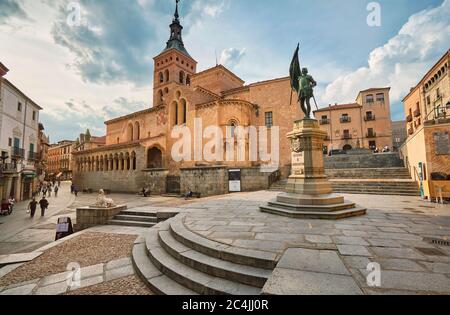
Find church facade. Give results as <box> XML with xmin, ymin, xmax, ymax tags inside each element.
<box><xmin>72</xmin><ymin>3</ymin><xmax>304</xmax><ymax>196</ymax></box>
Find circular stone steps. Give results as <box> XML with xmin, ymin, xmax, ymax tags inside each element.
<box><xmin>132</xmin><ymin>216</ymin><xmax>276</xmax><ymax>295</ymax></box>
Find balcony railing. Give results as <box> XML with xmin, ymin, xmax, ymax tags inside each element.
<box><xmin>28</xmin><ymin>151</ymin><xmax>39</xmax><ymax>161</ymax></box>
<box><xmin>366</xmin><ymin>132</ymin><xmax>377</xmax><ymax>138</ymax></box>
<box><xmin>320</xmin><ymin>119</ymin><xmax>330</xmax><ymax>125</ymax></box>
<box><xmin>406</xmin><ymin>114</ymin><xmax>413</xmax><ymax>123</ymax></box>
<box><xmin>340</xmin><ymin>117</ymin><xmax>352</xmax><ymax>123</ymax></box>
<box><xmin>364</xmin><ymin>115</ymin><xmax>376</xmax><ymax>121</ymax></box>
<box><xmin>414</xmin><ymin>109</ymin><xmax>421</xmax><ymax>118</ymax></box>
<box><xmin>11</xmin><ymin>147</ymin><xmax>25</xmax><ymax>159</ymax></box>
<box><xmin>408</xmin><ymin>127</ymin><xmax>414</xmax><ymax>135</ymax></box>
<box><xmin>1</xmin><ymin>163</ymin><xmax>18</xmax><ymax>173</ymax></box>
<box><xmin>342</xmin><ymin>134</ymin><xmax>352</xmax><ymax>140</ymax></box>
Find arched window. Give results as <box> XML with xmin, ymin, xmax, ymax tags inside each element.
<box><xmin>127</xmin><ymin>123</ymin><xmax>134</xmax><ymax>142</ymax></box>
<box><xmin>172</xmin><ymin>101</ymin><xmax>178</xmax><ymax>126</ymax></box>
<box><xmin>158</xmin><ymin>90</ymin><xmax>164</xmax><ymax>104</ymax></box>
<box><xmin>229</xmin><ymin>120</ymin><xmax>238</xmax><ymax>138</ymax></box>
<box><xmin>165</xmin><ymin>69</ymin><xmax>169</xmax><ymax>82</ymax></box>
<box><xmin>131</xmin><ymin>151</ymin><xmax>137</xmax><ymax>170</ymax></box>
<box><xmin>159</xmin><ymin>72</ymin><xmax>164</xmax><ymax>83</ymax></box>
<box><xmin>134</xmin><ymin>122</ymin><xmax>140</xmax><ymax>140</ymax></box>
<box><xmin>147</xmin><ymin>147</ymin><xmax>163</xmax><ymax>169</ymax></box>
<box><xmin>164</xmin><ymin>87</ymin><xmax>169</xmax><ymax>94</ymax></box>
<box><xmin>179</xmin><ymin>99</ymin><xmax>187</xmax><ymax>125</ymax></box>
<box><xmin>186</xmin><ymin>74</ymin><xmax>191</xmax><ymax>86</ymax></box>
<box><xmin>179</xmin><ymin>71</ymin><xmax>185</xmax><ymax>84</ymax></box>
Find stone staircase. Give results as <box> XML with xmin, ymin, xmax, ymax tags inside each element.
<box><xmin>108</xmin><ymin>210</ymin><xmax>158</xmax><ymax>228</ymax></box>
<box><xmin>132</xmin><ymin>216</ymin><xmax>275</xmax><ymax>295</ymax></box>
<box><xmin>269</xmin><ymin>167</ymin><xmax>420</xmax><ymax>196</ymax></box>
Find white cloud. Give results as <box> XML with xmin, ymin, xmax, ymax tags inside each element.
<box><xmin>322</xmin><ymin>0</ymin><xmax>450</xmax><ymax>106</ymax></box>
<box><xmin>220</xmin><ymin>47</ymin><xmax>246</xmax><ymax>69</ymax></box>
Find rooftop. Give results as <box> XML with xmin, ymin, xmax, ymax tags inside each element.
<box><xmin>314</xmin><ymin>103</ymin><xmax>361</xmax><ymax>113</ymax></box>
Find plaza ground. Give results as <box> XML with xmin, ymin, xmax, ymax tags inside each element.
<box><xmin>0</xmin><ymin>186</ymin><xmax>449</xmax><ymax>295</ymax></box>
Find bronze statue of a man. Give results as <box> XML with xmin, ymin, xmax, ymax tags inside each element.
<box><xmin>290</xmin><ymin>44</ymin><xmax>317</xmax><ymax>119</ymax></box>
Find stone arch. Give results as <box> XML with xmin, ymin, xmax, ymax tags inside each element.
<box><xmin>131</xmin><ymin>151</ymin><xmax>137</xmax><ymax>170</ymax></box>
<box><xmin>119</xmin><ymin>152</ymin><xmax>125</xmax><ymax>171</ymax></box>
<box><xmin>343</xmin><ymin>144</ymin><xmax>353</xmax><ymax>151</ymax></box>
<box><xmin>108</xmin><ymin>154</ymin><xmax>113</xmax><ymax>171</ymax></box>
<box><xmin>125</xmin><ymin>152</ymin><xmax>130</xmax><ymax>171</ymax></box>
<box><xmin>147</xmin><ymin>147</ymin><xmax>163</xmax><ymax>169</ymax></box>
<box><xmin>114</xmin><ymin>153</ymin><xmax>119</xmax><ymax>171</ymax></box>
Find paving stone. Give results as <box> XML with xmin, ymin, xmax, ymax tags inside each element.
<box><xmin>342</xmin><ymin>256</ymin><xmax>372</xmax><ymax>269</ymax></box>
<box><xmin>0</xmin><ymin>252</ymin><xmax>43</xmax><ymax>266</ymax></box>
<box><xmin>277</xmin><ymin>248</ymin><xmax>351</xmax><ymax>276</ymax></box>
<box><xmin>232</xmin><ymin>239</ymin><xmax>286</xmax><ymax>252</ymax></box>
<box><xmin>208</xmin><ymin>232</ymin><xmax>255</xmax><ymax>240</ymax></box>
<box><xmin>370</xmin><ymin>247</ymin><xmax>426</xmax><ymax>260</ymax></box>
<box><xmin>378</xmin><ymin>227</ymin><xmax>407</xmax><ymax>233</ymax></box>
<box><xmin>342</xmin><ymin>230</ymin><xmax>369</xmax><ymax>237</ymax></box>
<box><xmin>40</xmin><ymin>271</ymin><xmax>73</xmax><ymax>287</ymax></box>
<box><xmin>106</xmin><ymin>257</ymin><xmax>132</xmax><ymax>271</ymax></box>
<box><xmin>367</xmin><ymin>238</ymin><xmax>403</xmax><ymax>248</ymax></box>
<box><xmin>105</xmin><ymin>265</ymin><xmax>135</xmax><ymax>282</ymax></box>
<box><xmin>337</xmin><ymin>245</ymin><xmax>371</xmax><ymax>257</ymax></box>
<box><xmin>0</xmin><ymin>283</ymin><xmax>36</xmax><ymax>295</ymax></box>
<box><xmin>377</xmin><ymin>259</ymin><xmax>425</xmax><ymax>272</ymax></box>
<box><xmin>421</xmin><ymin>262</ymin><xmax>450</xmax><ymax>274</ymax></box>
<box><xmin>304</xmin><ymin>235</ymin><xmax>333</xmax><ymax>244</ymax></box>
<box><xmin>262</xmin><ymin>268</ymin><xmax>363</xmax><ymax>295</ymax></box>
<box><xmin>333</xmin><ymin>236</ymin><xmax>369</xmax><ymax>246</ymax></box>
<box><xmin>75</xmin><ymin>275</ymin><xmax>104</xmax><ymax>290</ymax></box>
<box><xmin>80</xmin><ymin>263</ymin><xmax>104</xmax><ymax>280</ymax></box>
<box><xmin>359</xmin><ymin>269</ymin><xmax>450</xmax><ymax>293</ymax></box>
<box><xmin>35</xmin><ymin>281</ymin><xmax>68</xmax><ymax>295</ymax></box>
<box><xmin>255</xmin><ymin>233</ymin><xmax>305</xmax><ymax>242</ymax></box>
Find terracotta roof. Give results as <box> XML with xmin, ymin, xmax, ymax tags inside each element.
<box><xmin>91</xmin><ymin>136</ymin><xmax>106</xmax><ymax>144</ymax></box>
<box><xmin>314</xmin><ymin>103</ymin><xmax>361</xmax><ymax>113</ymax></box>
<box><xmin>192</xmin><ymin>65</ymin><xmax>245</xmax><ymax>84</ymax></box>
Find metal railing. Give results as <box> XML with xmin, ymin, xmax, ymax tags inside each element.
<box><xmin>340</xmin><ymin>117</ymin><xmax>352</xmax><ymax>123</ymax></box>
<box><xmin>268</xmin><ymin>169</ymin><xmax>281</xmax><ymax>187</ymax></box>
<box><xmin>11</xmin><ymin>147</ymin><xmax>25</xmax><ymax>159</ymax></box>
<box><xmin>342</xmin><ymin>134</ymin><xmax>352</xmax><ymax>140</ymax></box>
<box><xmin>406</xmin><ymin>114</ymin><xmax>413</xmax><ymax>123</ymax></box>
<box><xmin>366</xmin><ymin>132</ymin><xmax>377</xmax><ymax>138</ymax></box>
<box><xmin>414</xmin><ymin>109</ymin><xmax>421</xmax><ymax>117</ymax></box>
<box><xmin>1</xmin><ymin>163</ymin><xmax>17</xmax><ymax>173</ymax></box>
<box><xmin>364</xmin><ymin>115</ymin><xmax>376</xmax><ymax>121</ymax></box>
<box><xmin>320</xmin><ymin>119</ymin><xmax>330</xmax><ymax>125</ymax></box>
<box><xmin>28</xmin><ymin>151</ymin><xmax>39</xmax><ymax>161</ymax></box>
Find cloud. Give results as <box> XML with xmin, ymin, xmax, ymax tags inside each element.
<box><xmin>220</xmin><ymin>48</ymin><xmax>246</xmax><ymax>69</ymax></box>
<box><xmin>0</xmin><ymin>0</ymin><xmax>28</xmax><ymax>24</ymax></box>
<box><xmin>322</xmin><ymin>0</ymin><xmax>450</xmax><ymax>108</ymax></box>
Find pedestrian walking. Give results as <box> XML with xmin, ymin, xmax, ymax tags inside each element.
<box><xmin>42</xmin><ymin>187</ymin><xmax>47</xmax><ymax>197</ymax></box>
<box><xmin>48</xmin><ymin>185</ymin><xmax>52</xmax><ymax>197</ymax></box>
<box><xmin>28</xmin><ymin>198</ymin><xmax>38</xmax><ymax>218</ymax></box>
<box><xmin>74</xmin><ymin>186</ymin><xmax>78</xmax><ymax>197</ymax></box>
<box><xmin>70</xmin><ymin>183</ymin><xmax>75</xmax><ymax>194</ymax></box>
<box><xmin>39</xmin><ymin>197</ymin><xmax>49</xmax><ymax>217</ymax></box>
<box><xmin>54</xmin><ymin>185</ymin><xmax>59</xmax><ymax>197</ymax></box>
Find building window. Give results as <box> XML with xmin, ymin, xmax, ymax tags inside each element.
<box><xmin>179</xmin><ymin>71</ymin><xmax>185</xmax><ymax>84</ymax></box>
<box><xmin>437</xmin><ymin>88</ymin><xmax>441</xmax><ymax>99</ymax></box>
<box><xmin>8</xmin><ymin>138</ymin><xmax>12</xmax><ymax>147</ymax></box>
<box><xmin>369</xmin><ymin>141</ymin><xmax>376</xmax><ymax>149</ymax></box>
<box><xmin>427</xmin><ymin>96</ymin><xmax>431</xmax><ymax>105</ymax></box>
<box><xmin>265</xmin><ymin>112</ymin><xmax>273</xmax><ymax>128</ymax></box>
<box><xmin>18</xmin><ymin>102</ymin><xmax>22</xmax><ymax>112</ymax></box>
<box><xmin>366</xmin><ymin>95</ymin><xmax>374</xmax><ymax>103</ymax></box>
<box><xmin>376</xmin><ymin>93</ymin><xmax>385</xmax><ymax>102</ymax></box>
<box><xmin>32</xmin><ymin>111</ymin><xmax>36</xmax><ymax>121</ymax></box>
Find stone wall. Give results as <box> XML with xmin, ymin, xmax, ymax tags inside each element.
<box><xmin>241</xmin><ymin>167</ymin><xmax>271</xmax><ymax>191</ymax></box>
<box><xmin>73</xmin><ymin>170</ymin><xmax>146</xmax><ymax>193</ymax></box>
<box><xmin>180</xmin><ymin>166</ymin><xmax>228</xmax><ymax>197</ymax></box>
<box><xmin>76</xmin><ymin>205</ymin><xmax>127</xmax><ymax>231</ymax></box>
<box><xmin>324</xmin><ymin>153</ymin><xmax>404</xmax><ymax>169</ymax></box>
<box><xmin>142</xmin><ymin>169</ymin><xmax>169</xmax><ymax>195</ymax></box>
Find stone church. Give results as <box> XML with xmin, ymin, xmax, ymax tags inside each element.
<box><xmin>72</xmin><ymin>2</ymin><xmax>305</xmax><ymax>196</ymax></box>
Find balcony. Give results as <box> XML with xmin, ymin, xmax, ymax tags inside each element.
<box><xmin>320</xmin><ymin>119</ymin><xmax>330</xmax><ymax>125</ymax></box>
<box><xmin>1</xmin><ymin>163</ymin><xmax>18</xmax><ymax>174</ymax></box>
<box><xmin>11</xmin><ymin>147</ymin><xmax>25</xmax><ymax>159</ymax></box>
<box><xmin>340</xmin><ymin>117</ymin><xmax>352</xmax><ymax>123</ymax></box>
<box><xmin>406</xmin><ymin>114</ymin><xmax>413</xmax><ymax>123</ymax></box>
<box><xmin>342</xmin><ymin>134</ymin><xmax>352</xmax><ymax>140</ymax></box>
<box><xmin>414</xmin><ymin>109</ymin><xmax>421</xmax><ymax>118</ymax></box>
<box><xmin>366</xmin><ymin>132</ymin><xmax>377</xmax><ymax>138</ymax></box>
<box><xmin>408</xmin><ymin>127</ymin><xmax>414</xmax><ymax>135</ymax></box>
<box><xmin>364</xmin><ymin>115</ymin><xmax>376</xmax><ymax>121</ymax></box>
<box><xmin>28</xmin><ymin>151</ymin><xmax>39</xmax><ymax>161</ymax></box>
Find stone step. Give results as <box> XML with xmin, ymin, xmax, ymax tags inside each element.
<box><xmin>169</xmin><ymin>219</ymin><xmax>277</xmax><ymax>270</ymax></box>
<box><xmin>267</xmin><ymin>200</ymin><xmax>356</xmax><ymax>213</ymax></box>
<box><xmin>108</xmin><ymin>220</ymin><xmax>156</xmax><ymax>228</ymax></box>
<box><xmin>119</xmin><ymin>210</ymin><xmax>157</xmax><ymax>217</ymax></box>
<box><xmin>132</xmin><ymin>241</ymin><xmax>198</xmax><ymax>295</ymax></box>
<box><xmin>158</xmin><ymin>230</ymin><xmax>271</xmax><ymax>288</ymax></box>
<box><xmin>260</xmin><ymin>205</ymin><xmax>367</xmax><ymax>220</ymax></box>
<box><xmin>113</xmin><ymin>214</ymin><xmax>157</xmax><ymax>223</ymax></box>
<box><xmin>146</xmin><ymin>230</ymin><xmax>261</xmax><ymax>295</ymax></box>
<box><xmin>332</xmin><ymin>190</ymin><xmax>420</xmax><ymax>196</ymax></box>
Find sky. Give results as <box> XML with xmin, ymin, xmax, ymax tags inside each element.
<box><xmin>0</xmin><ymin>0</ymin><xmax>449</xmax><ymax>142</ymax></box>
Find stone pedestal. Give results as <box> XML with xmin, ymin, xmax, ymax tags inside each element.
<box><xmin>260</xmin><ymin>119</ymin><xmax>366</xmax><ymax>220</ymax></box>
<box><xmin>76</xmin><ymin>205</ymin><xmax>127</xmax><ymax>231</ymax></box>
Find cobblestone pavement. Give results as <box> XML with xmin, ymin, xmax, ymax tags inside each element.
<box><xmin>179</xmin><ymin>191</ymin><xmax>450</xmax><ymax>294</ymax></box>
<box><xmin>65</xmin><ymin>276</ymin><xmax>153</xmax><ymax>295</ymax></box>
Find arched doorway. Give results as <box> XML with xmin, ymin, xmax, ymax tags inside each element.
<box><xmin>343</xmin><ymin>144</ymin><xmax>353</xmax><ymax>151</ymax></box>
<box><xmin>147</xmin><ymin>147</ymin><xmax>163</xmax><ymax>169</ymax></box>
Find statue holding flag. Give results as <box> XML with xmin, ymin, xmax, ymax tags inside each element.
<box><xmin>290</xmin><ymin>44</ymin><xmax>318</xmax><ymax>119</ymax></box>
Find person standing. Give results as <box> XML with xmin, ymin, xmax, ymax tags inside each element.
<box><xmin>54</xmin><ymin>185</ymin><xmax>59</xmax><ymax>197</ymax></box>
<box><xmin>39</xmin><ymin>197</ymin><xmax>49</xmax><ymax>217</ymax></box>
<box><xmin>48</xmin><ymin>185</ymin><xmax>52</xmax><ymax>197</ymax></box>
<box><xmin>28</xmin><ymin>198</ymin><xmax>38</xmax><ymax>218</ymax></box>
